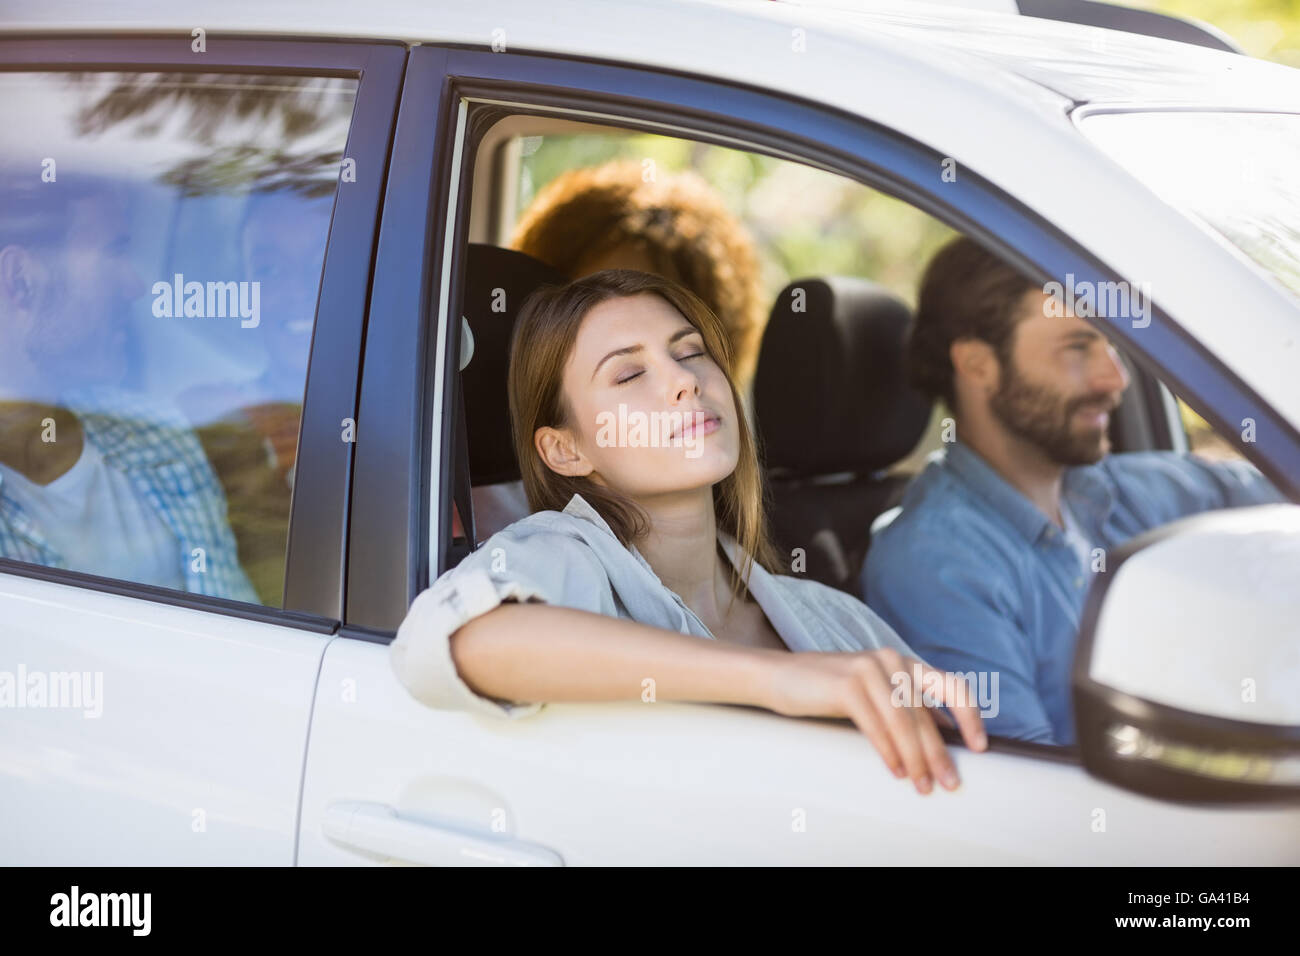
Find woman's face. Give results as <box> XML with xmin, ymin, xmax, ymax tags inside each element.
<box><xmin>539</xmin><ymin>292</ymin><xmax>740</xmax><ymax>499</ymax></box>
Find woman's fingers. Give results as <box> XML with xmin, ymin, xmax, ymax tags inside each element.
<box><xmin>887</xmin><ymin>663</ymin><xmax>958</xmax><ymax>792</ymax></box>
<box><xmin>775</xmin><ymin>651</ymin><xmax>985</xmax><ymax>795</ymax></box>
<box><xmin>913</xmin><ymin>703</ymin><xmax>961</xmax><ymax>791</ymax></box>
<box><xmin>855</xmin><ymin>654</ymin><xmax>933</xmax><ymax>793</ymax></box>
<box><xmin>842</xmin><ymin>686</ymin><xmax>906</xmax><ymax>780</ymax></box>
<box><xmin>917</xmin><ymin>660</ymin><xmax>990</xmax><ymax>753</ymax></box>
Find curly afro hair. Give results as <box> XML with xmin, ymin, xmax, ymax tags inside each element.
<box><xmin>510</xmin><ymin>159</ymin><xmax>767</xmax><ymax>390</ymax></box>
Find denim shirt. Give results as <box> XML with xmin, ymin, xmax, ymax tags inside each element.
<box><xmin>862</xmin><ymin>442</ymin><xmax>1285</xmax><ymax>746</ymax></box>
<box><xmin>390</xmin><ymin>492</ymin><xmax>922</xmax><ymax>719</ymax></box>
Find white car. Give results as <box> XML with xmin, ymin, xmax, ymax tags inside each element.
<box><xmin>1</xmin><ymin>0</ymin><xmax>1297</xmax><ymax>865</ymax></box>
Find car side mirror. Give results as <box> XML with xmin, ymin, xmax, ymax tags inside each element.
<box><xmin>1073</xmin><ymin>503</ymin><xmax>1300</xmax><ymax>804</ymax></box>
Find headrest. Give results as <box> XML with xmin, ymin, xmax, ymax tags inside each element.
<box><xmin>461</xmin><ymin>243</ymin><xmax>568</xmax><ymax>485</ymax></box>
<box><xmin>753</xmin><ymin>277</ymin><xmax>931</xmax><ymax>477</ymax></box>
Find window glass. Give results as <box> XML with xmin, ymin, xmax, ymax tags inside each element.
<box><xmin>1176</xmin><ymin>397</ymin><xmax>1247</xmax><ymax>462</ymax></box>
<box><xmin>0</xmin><ymin>71</ymin><xmax>357</xmax><ymax>605</ymax></box>
<box><xmin>506</xmin><ymin>130</ymin><xmax>955</xmax><ymax>472</ymax></box>
<box><xmin>512</xmin><ymin>131</ymin><xmax>955</xmax><ymax>321</ymax></box>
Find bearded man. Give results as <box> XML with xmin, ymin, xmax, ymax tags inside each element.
<box><xmin>863</xmin><ymin>237</ymin><xmax>1283</xmax><ymax>746</ymax></box>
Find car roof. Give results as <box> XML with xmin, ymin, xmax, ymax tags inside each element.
<box><xmin>7</xmin><ymin>0</ymin><xmax>1300</xmax><ymax>115</ymax></box>
<box><xmin>773</xmin><ymin>0</ymin><xmax>1300</xmax><ymax>109</ymax></box>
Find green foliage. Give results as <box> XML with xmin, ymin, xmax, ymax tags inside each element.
<box><xmin>518</xmin><ymin>136</ymin><xmax>954</xmax><ymax>309</ymax></box>
<box><xmin>1134</xmin><ymin>0</ymin><xmax>1300</xmax><ymax>65</ymax></box>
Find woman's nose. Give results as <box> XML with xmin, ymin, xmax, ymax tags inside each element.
<box><xmin>670</xmin><ymin>366</ymin><xmax>701</xmax><ymax>403</ymax></box>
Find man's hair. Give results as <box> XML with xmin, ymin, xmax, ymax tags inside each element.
<box><xmin>907</xmin><ymin>236</ymin><xmax>1039</xmax><ymax>411</ymax></box>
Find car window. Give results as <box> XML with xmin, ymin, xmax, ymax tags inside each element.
<box><xmin>509</xmin><ymin>130</ymin><xmax>955</xmax><ymax>330</ymax></box>
<box><xmin>504</xmin><ymin>127</ymin><xmax>954</xmax><ymax>451</ymax></box>
<box><xmin>1175</xmin><ymin>397</ymin><xmax>1248</xmax><ymax>462</ymax></box>
<box><xmin>0</xmin><ymin>70</ymin><xmax>357</xmax><ymax>606</ymax></box>
<box><xmin>450</xmin><ymin>118</ymin><xmax>969</xmax><ymax>570</ymax></box>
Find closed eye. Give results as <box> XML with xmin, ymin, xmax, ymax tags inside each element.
<box><xmin>616</xmin><ymin>353</ymin><xmax>706</xmax><ymax>385</ymax></box>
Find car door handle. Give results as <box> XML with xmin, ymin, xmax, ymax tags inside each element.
<box><xmin>322</xmin><ymin>801</ymin><xmax>564</xmax><ymax>866</ymax></box>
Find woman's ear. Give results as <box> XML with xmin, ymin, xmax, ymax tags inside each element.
<box><xmin>535</xmin><ymin>425</ymin><xmax>593</xmax><ymax>478</ymax></box>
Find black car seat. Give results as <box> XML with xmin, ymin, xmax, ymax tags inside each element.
<box><xmin>460</xmin><ymin>243</ymin><xmax>568</xmax><ymax>542</ymax></box>
<box><xmin>752</xmin><ymin>277</ymin><xmax>932</xmax><ymax>593</ymax></box>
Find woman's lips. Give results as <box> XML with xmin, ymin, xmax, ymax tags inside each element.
<box><xmin>677</xmin><ymin>412</ymin><xmax>721</xmax><ymax>441</ymax></box>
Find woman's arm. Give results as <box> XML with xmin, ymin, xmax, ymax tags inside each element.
<box><xmin>450</xmin><ymin>601</ymin><xmax>778</xmax><ymax>706</ymax></box>
<box><xmin>449</xmin><ymin>602</ymin><xmax>988</xmax><ymax>794</ymax></box>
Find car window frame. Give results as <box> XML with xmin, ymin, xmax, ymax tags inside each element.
<box><xmin>0</xmin><ymin>34</ymin><xmax>406</xmax><ymax>631</ymax></box>
<box><xmin>482</xmin><ymin>122</ymin><xmax>1188</xmax><ymax>462</ymax></box>
<box><xmin>343</xmin><ymin>46</ymin><xmax>1299</xmax><ymax>763</ymax></box>
<box><xmin>346</xmin><ymin>44</ymin><xmax>1300</xmax><ymax>632</ymax></box>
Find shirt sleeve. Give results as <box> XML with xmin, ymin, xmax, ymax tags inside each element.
<box><xmin>864</xmin><ymin>534</ymin><xmax>1059</xmax><ymax>745</ymax></box>
<box><xmin>389</xmin><ymin>527</ymin><xmax>615</xmax><ymax>719</ymax></box>
<box><xmin>1111</xmin><ymin>452</ymin><xmax>1286</xmax><ymax>521</ymax></box>
<box><xmin>1181</xmin><ymin>454</ymin><xmax>1286</xmax><ymax>509</ymax></box>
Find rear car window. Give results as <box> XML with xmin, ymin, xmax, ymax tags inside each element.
<box><xmin>0</xmin><ymin>70</ymin><xmax>356</xmax><ymax>605</ymax></box>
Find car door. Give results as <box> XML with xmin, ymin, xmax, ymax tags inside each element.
<box><xmin>296</xmin><ymin>46</ymin><xmax>1300</xmax><ymax>865</ymax></box>
<box><xmin>0</xmin><ymin>36</ymin><xmax>401</xmax><ymax>864</ymax></box>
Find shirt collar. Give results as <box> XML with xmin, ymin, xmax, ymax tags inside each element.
<box><xmin>943</xmin><ymin>440</ymin><xmax>1115</xmax><ymax>545</ymax></box>
<box><xmin>561</xmin><ymin>491</ymin><xmax>751</xmax><ymax>579</ymax></box>
<box><xmin>560</xmin><ymin>492</ymin><xmax>619</xmax><ymax>536</ymax></box>
<box><xmin>559</xmin><ymin>492</ymin><xmax>819</xmax><ymax>649</ymax></box>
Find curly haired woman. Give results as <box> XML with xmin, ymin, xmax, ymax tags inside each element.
<box><xmin>510</xmin><ymin>159</ymin><xmax>768</xmax><ymax>393</ymax></box>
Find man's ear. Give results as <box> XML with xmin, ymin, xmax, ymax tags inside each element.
<box><xmin>0</xmin><ymin>245</ymin><xmax>37</xmax><ymax>310</ymax></box>
<box><xmin>534</xmin><ymin>425</ymin><xmax>593</xmax><ymax>478</ymax></box>
<box><xmin>950</xmin><ymin>337</ymin><xmax>1001</xmax><ymax>396</ymax></box>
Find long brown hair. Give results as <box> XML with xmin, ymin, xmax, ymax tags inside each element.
<box><xmin>507</xmin><ymin>269</ymin><xmax>781</xmax><ymax>601</ymax></box>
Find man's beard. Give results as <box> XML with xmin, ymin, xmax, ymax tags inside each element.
<box><xmin>988</xmin><ymin>361</ymin><xmax>1116</xmax><ymax>466</ymax></box>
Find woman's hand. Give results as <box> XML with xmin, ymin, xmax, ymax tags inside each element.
<box><xmin>760</xmin><ymin>648</ymin><xmax>989</xmax><ymax>794</ymax></box>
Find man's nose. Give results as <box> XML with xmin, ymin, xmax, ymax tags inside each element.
<box><xmin>1096</xmin><ymin>346</ymin><xmax>1131</xmax><ymax>395</ymax></box>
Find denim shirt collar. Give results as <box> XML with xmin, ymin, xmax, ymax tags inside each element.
<box><xmin>559</xmin><ymin>496</ymin><xmax>759</xmax><ymax>587</ymax></box>
<box><xmin>561</xmin><ymin>492</ymin><xmax>620</xmax><ymax>538</ymax></box>
<box><xmin>559</xmin><ymin>492</ymin><xmax>820</xmax><ymax>649</ymax></box>
<box><xmin>561</xmin><ymin>491</ymin><xmax>747</xmax><ymax>574</ymax></box>
<box><xmin>943</xmin><ymin>440</ymin><xmax>1116</xmax><ymax>545</ymax></box>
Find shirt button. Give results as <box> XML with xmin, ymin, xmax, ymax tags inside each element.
<box><xmin>1074</xmin><ymin>577</ymin><xmax>1084</xmax><ymax>588</ymax></box>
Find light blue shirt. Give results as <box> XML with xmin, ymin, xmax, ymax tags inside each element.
<box><xmin>862</xmin><ymin>441</ymin><xmax>1285</xmax><ymax>746</ymax></box>
<box><xmin>392</xmin><ymin>492</ymin><xmax>922</xmax><ymax>719</ymax></box>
